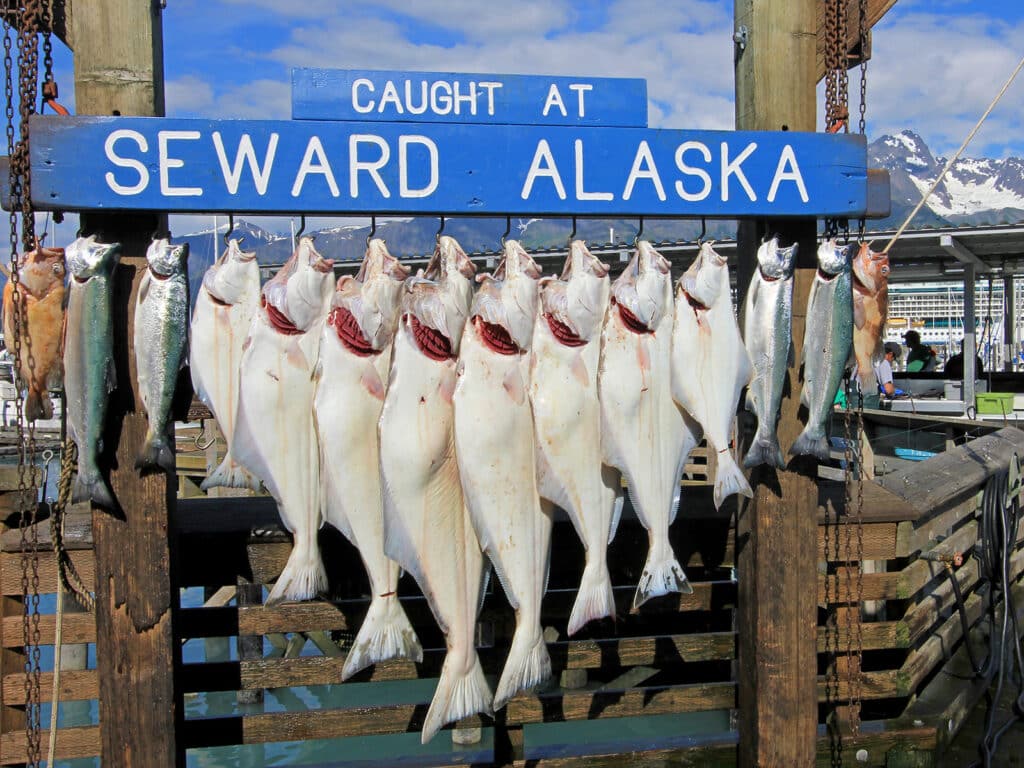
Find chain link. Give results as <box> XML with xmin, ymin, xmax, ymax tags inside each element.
<box><xmin>858</xmin><ymin>0</ymin><xmax>868</xmax><ymax>136</ymax></box>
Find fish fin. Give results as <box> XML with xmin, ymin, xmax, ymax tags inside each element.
<box><xmin>135</xmin><ymin>430</ymin><xmax>175</xmax><ymax>473</ymax></box>
<box><xmin>201</xmin><ymin>453</ymin><xmax>261</xmax><ymax>491</ymax></box>
<box><xmin>420</xmin><ymin>652</ymin><xmax>493</xmax><ymax>744</ymax></box>
<box><xmin>633</xmin><ymin>554</ymin><xmax>691</xmax><ymax>610</ymax></box>
<box><xmin>743</xmin><ymin>434</ymin><xmax>786</xmax><ymax>470</ymax></box>
<box><xmin>72</xmin><ymin>472</ymin><xmax>116</xmax><ymax>511</ymax></box>
<box><xmin>853</xmin><ymin>294</ymin><xmax>866</xmax><ymax>330</ymax></box>
<box><xmin>341</xmin><ymin>594</ymin><xmax>423</xmax><ymax>681</ymax></box>
<box><xmin>788</xmin><ymin>428</ymin><xmax>831</xmax><ymax>462</ymax></box>
<box><xmin>478</xmin><ymin>565</ymin><xmax>491</xmax><ymax>617</ymax></box>
<box><xmin>713</xmin><ymin>450</ymin><xmax>753</xmax><ymax>509</ymax></box>
<box><xmin>669</xmin><ymin>480</ymin><xmax>684</xmax><ymax>525</ymax></box>
<box><xmin>493</xmin><ymin>629</ymin><xmax>551</xmax><ymax>710</ymax></box>
<box><xmin>265</xmin><ymin>546</ymin><xmax>327</xmax><ymax>605</ymax></box>
<box><xmin>567</xmin><ymin>561</ymin><xmax>615</xmax><ymax>636</ymax></box>
<box><xmin>608</xmin><ymin>490</ymin><xmax>624</xmax><ymax>544</ymax></box>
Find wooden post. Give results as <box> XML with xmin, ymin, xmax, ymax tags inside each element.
<box><xmin>1004</xmin><ymin>275</ymin><xmax>1014</xmax><ymax>372</ymax></box>
<box><xmin>70</xmin><ymin>2</ymin><xmax>180</xmax><ymax>766</ymax></box>
<box><xmin>734</xmin><ymin>1</ymin><xmax>819</xmax><ymax>765</ymax></box>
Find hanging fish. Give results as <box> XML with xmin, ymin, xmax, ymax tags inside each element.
<box><xmin>189</xmin><ymin>238</ymin><xmax>261</xmax><ymax>490</ymax></box>
<box><xmin>455</xmin><ymin>239</ymin><xmax>550</xmax><ymax>710</ymax></box>
<box><xmin>742</xmin><ymin>237</ymin><xmax>796</xmax><ymax>469</ymax></box>
<box><xmin>63</xmin><ymin>236</ymin><xmax>121</xmax><ymax>509</ymax></box>
<box><xmin>232</xmin><ymin>236</ymin><xmax>334</xmax><ymax>603</ymax></box>
<box><xmin>790</xmin><ymin>238</ymin><xmax>854</xmax><ymax>460</ymax></box>
<box><xmin>134</xmin><ymin>238</ymin><xmax>189</xmax><ymax>472</ymax></box>
<box><xmin>380</xmin><ymin>235</ymin><xmax>490</xmax><ymax>743</ymax></box>
<box><xmin>600</xmin><ymin>241</ymin><xmax>697</xmax><ymax>608</ymax></box>
<box><xmin>313</xmin><ymin>239</ymin><xmax>422</xmax><ymax>680</ymax></box>
<box><xmin>851</xmin><ymin>242</ymin><xmax>890</xmax><ymax>395</ymax></box>
<box><xmin>672</xmin><ymin>241</ymin><xmax>753</xmax><ymax>508</ymax></box>
<box><xmin>530</xmin><ymin>240</ymin><xmax>620</xmax><ymax>636</ymax></box>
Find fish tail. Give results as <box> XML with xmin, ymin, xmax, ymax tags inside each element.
<box><xmin>567</xmin><ymin>560</ymin><xmax>616</xmax><ymax>636</ymax></box>
<box><xmin>788</xmin><ymin>428</ymin><xmax>831</xmax><ymax>462</ymax></box>
<box><xmin>23</xmin><ymin>389</ymin><xmax>50</xmax><ymax>422</ymax></box>
<box><xmin>341</xmin><ymin>593</ymin><xmax>423</xmax><ymax>681</ymax></box>
<box><xmin>633</xmin><ymin>550</ymin><xmax>692</xmax><ymax>610</ymax></box>
<box><xmin>200</xmin><ymin>453</ymin><xmax>261</xmax><ymax>491</ymax></box>
<box><xmin>713</xmin><ymin>450</ymin><xmax>754</xmax><ymax>509</ymax></box>
<box><xmin>265</xmin><ymin>544</ymin><xmax>326</xmax><ymax>605</ymax></box>
<box><xmin>135</xmin><ymin>430</ymin><xmax>175</xmax><ymax>473</ymax></box>
<box><xmin>72</xmin><ymin>471</ymin><xmax>116</xmax><ymax>511</ymax></box>
<box><xmin>743</xmin><ymin>433</ymin><xmax>786</xmax><ymax>470</ymax></box>
<box><xmin>493</xmin><ymin>627</ymin><xmax>551</xmax><ymax>710</ymax></box>
<box><xmin>420</xmin><ymin>650</ymin><xmax>493</xmax><ymax>744</ymax></box>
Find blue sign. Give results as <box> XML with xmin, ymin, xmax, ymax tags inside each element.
<box><xmin>292</xmin><ymin>68</ymin><xmax>648</xmax><ymax>127</ymax></box>
<box><xmin>29</xmin><ymin>115</ymin><xmax>868</xmax><ymax>218</ymax></box>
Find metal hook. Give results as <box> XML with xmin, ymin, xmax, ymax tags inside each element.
<box><xmin>633</xmin><ymin>216</ymin><xmax>644</xmax><ymax>247</ymax></box>
<box><xmin>436</xmin><ymin>215</ymin><xmax>446</xmax><ymax>244</ymax></box>
<box><xmin>223</xmin><ymin>214</ymin><xmax>235</xmax><ymax>246</ymax></box>
<box><xmin>697</xmin><ymin>218</ymin><xmax>707</xmax><ymax>244</ymax></box>
<box><xmin>195</xmin><ymin>422</ymin><xmax>216</xmax><ymax>451</ymax></box>
<box><xmin>501</xmin><ymin>215</ymin><xmax>512</xmax><ymax>247</ymax></box>
<box><xmin>295</xmin><ymin>215</ymin><xmax>307</xmax><ymax>239</ymax></box>
<box><xmin>366</xmin><ymin>215</ymin><xmax>377</xmax><ymax>246</ymax></box>
<box><xmin>568</xmin><ymin>216</ymin><xmax>577</xmax><ymax>250</ymax></box>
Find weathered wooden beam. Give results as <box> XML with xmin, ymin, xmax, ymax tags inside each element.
<box><xmin>814</xmin><ymin>0</ymin><xmax>898</xmax><ymax>83</ymax></box>
<box><xmin>735</xmin><ymin>1</ymin><xmax>819</xmax><ymax>766</ymax></box>
<box><xmin>70</xmin><ymin>2</ymin><xmax>177</xmax><ymax>767</ymax></box>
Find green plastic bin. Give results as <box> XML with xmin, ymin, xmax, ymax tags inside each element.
<box><xmin>975</xmin><ymin>392</ymin><xmax>1015</xmax><ymax>415</ymax></box>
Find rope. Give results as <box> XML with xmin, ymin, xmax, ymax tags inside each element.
<box><xmin>883</xmin><ymin>52</ymin><xmax>1024</xmax><ymax>254</ymax></box>
<box><xmin>49</xmin><ymin>440</ymin><xmax>93</xmax><ymax>610</ymax></box>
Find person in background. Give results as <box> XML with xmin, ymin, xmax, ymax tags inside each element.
<box><xmin>874</xmin><ymin>342</ymin><xmax>900</xmax><ymax>402</ymax></box>
<box><xmin>845</xmin><ymin>342</ymin><xmax>901</xmax><ymax>410</ymax></box>
<box><xmin>903</xmin><ymin>330</ymin><xmax>937</xmax><ymax>372</ymax></box>
<box><xmin>943</xmin><ymin>340</ymin><xmax>984</xmax><ymax>379</ymax></box>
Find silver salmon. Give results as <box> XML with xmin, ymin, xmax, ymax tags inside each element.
<box><xmin>134</xmin><ymin>238</ymin><xmax>189</xmax><ymax>472</ymax></box>
<box><xmin>742</xmin><ymin>237</ymin><xmax>796</xmax><ymax>469</ymax></box>
<box><xmin>64</xmin><ymin>236</ymin><xmax>121</xmax><ymax>509</ymax></box>
<box><xmin>791</xmin><ymin>239</ymin><xmax>854</xmax><ymax>460</ymax></box>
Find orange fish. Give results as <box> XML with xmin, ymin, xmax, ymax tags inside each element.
<box><xmin>1</xmin><ymin>243</ymin><xmax>67</xmax><ymax>421</ymax></box>
<box><xmin>852</xmin><ymin>241</ymin><xmax>890</xmax><ymax>393</ymax></box>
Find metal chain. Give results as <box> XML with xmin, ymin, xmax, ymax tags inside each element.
<box><xmin>824</xmin><ymin>0</ymin><xmax>839</xmax><ymax>129</ymax></box>
<box><xmin>836</xmin><ymin>0</ymin><xmax>849</xmax><ymax>134</ymax></box>
<box><xmin>6</xmin><ymin>3</ymin><xmax>44</xmax><ymax>764</ymax></box>
<box><xmin>858</xmin><ymin>0</ymin><xmax>868</xmax><ymax>136</ymax></box>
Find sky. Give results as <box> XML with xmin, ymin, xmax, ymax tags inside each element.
<box><xmin>36</xmin><ymin>0</ymin><xmax>1024</xmax><ymax>236</ymax></box>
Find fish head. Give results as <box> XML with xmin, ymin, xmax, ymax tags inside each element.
<box><xmin>65</xmin><ymin>235</ymin><xmax>121</xmax><ymax>281</ymax></box>
<box><xmin>145</xmin><ymin>238</ymin><xmax>189</xmax><ymax>279</ymax></box>
<box><xmin>679</xmin><ymin>241</ymin><xmax>728</xmax><ymax>311</ymax></box>
<box><xmin>817</xmin><ymin>238</ymin><xmax>854</xmax><ymax>278</ymax></box>
<box><xmin>262</xmin><ymin>236</ymin><xmax>334</xmax><ymax>332</ymax></box>
<box><xmin>202</xmin><ymin>238</ymin><xmax>258</xmax><ymax>305</ymax></box>
<box><xmin>401</xmin><ymin>275</ymin><xmax>463</xmax><ymax>361</ymax></box>
<box><xmin>473</xmin><ymin>240</ymin><xmax>541</xmax><ymax>352</ymax></box>
<box><xmin>611</xmin><ymin>240</ymin><xmax>671</xmax><ymax>331</ymax></box>
<box><xmin>544</xmin><ymin>240</ymin><xmax>609</xmax><ymax>342</ymax></box>
<box><xmin>756</xmin><ymin>236</ymin><xmax>797</xmax><ymax>281</ymax></box>
<box><xmin>14</xmin><ymin>243</ymin><xmax>65</xmax><ymax>299</ymax></box>
<box><xmin>429</xmin><ymin>235</ymin><xmax>476</xmax><ymax>338</ymax></box>
<box><xmin>851</xmin><ymin>241</ymin><xmax>890</xmax><ymax>295</ymax></box>
<box><xmin>337</xmin><ymin>240</ymin><xmax>409</xmax><ymax>350</ymax></box>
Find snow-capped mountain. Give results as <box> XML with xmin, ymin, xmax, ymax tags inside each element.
<box><xmin>869</xmin><ymin>129</ymin><xmax>1024</xmax><ymax>228</ymax></box>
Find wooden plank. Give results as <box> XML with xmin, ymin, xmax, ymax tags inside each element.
<box><xmin>0</xmin><ymin>550</ymin><xmax>95</xmax><ymax>594</ymax></box>
<box><xmin>2</xmin><ymin>669</ymin><xmax>98</xmax><ymax>705</ymax></box>
<box><xmin>817</xmin><ymin>522</ymin><xmax>898</xmax><ymax>560</ymax></box>
<box><xmin>1</xmin><ymin>614</ymin><xmax>95</xmax><ymax>647</ymax></box>
<box><xmin>0</xmin><ymin>506</ymin><xmax>92</xmax><ymax>553</ymax></box>
<box><xmin>506</xmin><ymin>681</ymin><xmax>735</xmax><ymax>725</ymax></box>
<box><xmin>815</xmin><ymin>477</ymin><xmax>920</xmax><ymax>523</ymax></box>
<box><xmin>894</xmin><ymin>493</ymin><xmax>980</xmax><ymax>557</ymax></box>
<box><xmin>814</xmin><ymin>0</ymin><xmax>898</xmax><ymax>81</ymax></box>
<box><xmin>878</xmin><ymin>427</ymin><xmax>1024</xmax><ymax>513</ymax></box>
<box><xmin>0</xmin><ymin>725</ymin><xmax>101</xmax><ymax>764</ymax></box>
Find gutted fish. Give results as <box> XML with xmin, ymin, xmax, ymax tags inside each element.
<box><xmin>134</xmin><ymin>238</ymin><xmax>189</xmax><ymax>473</ymax></box>
<box><xmin>742</xmin><ymin>237</ymin><xmax>796</xmax><ymax>469</ymax></box>
<box><xmin>380</xmin><ymin>235</ymin><xmax>490</xmax><ymax>742</ymax></box>
<box><xmin>530</xmin><ymin>240</ymin><xmax>620</xmax><ymax>636</ymax></box>
<box><xmin>190</xmin><ymin>238</ymin><xmax>261</xmax><ymax>490</ymax></box>
<box><xmin>233</xmin><ymin>236</ymin><xmax>334</xmax><ymax>603</ymax></box>
<box><xmin>64</xmin><ymin>236</ymin><xmax>121</xmax><ymax>509</ymax></box>
<box><xmin>791</xmin><ymin>239</ymin><xmax>854</xmax><ymax>460</ymax></box>
<box><xmin>600</xmin><ymin>241</ymin><xmax>697</xmax><ymax>608</ymax></box>
<box><xmin>455</xmin><ymin>239</ymin><xmax>550</xmax><ymax>709</ymax></box>
<box><xmin>1</xmin><ymin>243</ymin><xmax>66</xmax><ymax>422</ymax></box>
<box><xmin>851</xmin><ymin>242</ymin><xmax>890</xmax><ymax>395</ymax></box>
<box><xmin>672</xmin><ymin>241</ymin><xmax>753</xmax><ymax>507</ymax></box>
<box><xmin>314</xmin><ymin>239</ymin><xmax>421</xmax><ymax>679</ymax></box>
